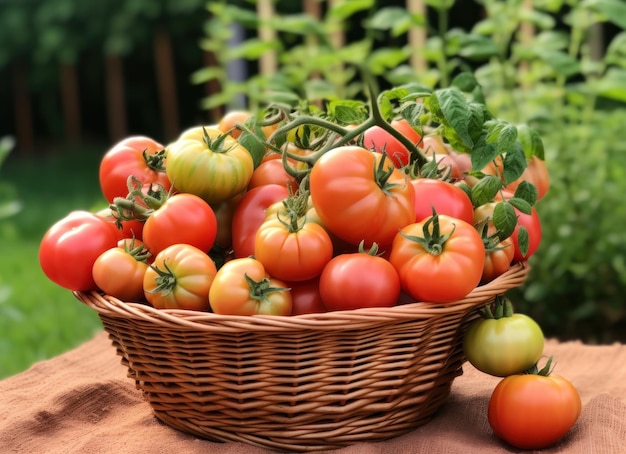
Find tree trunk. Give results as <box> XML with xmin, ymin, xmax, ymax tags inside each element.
<box><xmin>12</xmin><ymin>61</ymin><xmax>34</xmax><ymax>154</ymax></box>
<box><xmin>153</xmin><ymin>24</ymin><xmax>179</xmax><ymax>142</ymax></box>
<box><xmin>104</xmin><ymin>54</ymin><xmax>127</xmax><ymax>142</ymax></box>
<box><xmin>203</xmin><ymin>51</ymin><xmax>225</xmax><ymax>122</ymax></box>
<box><xmin>59</xmin><ymin>62</ymin><xmax>81</xmax><ymax>145</ymax></box>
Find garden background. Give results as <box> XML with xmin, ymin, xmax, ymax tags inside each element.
<box><xmin>1</xmin><ymin>0</ymin><xmax>626</xmax><ymax>379</ymax></box>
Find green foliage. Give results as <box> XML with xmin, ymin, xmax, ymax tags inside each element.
<box><xmin>197</xmin><ymin>0</ymin><xmax>626</xmax><ymax>342</ymax></box>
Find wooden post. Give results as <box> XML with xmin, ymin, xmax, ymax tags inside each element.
<box><xmin>59</xmin><ymin>62</ymin><xmax>81</xmax><ymax>145</ymax></box>
<box><xmin>407</xmin><ymin>0</ymin><xmax>427</xmax><ymax>75</ymax></box>
<box><xmin>12</xmin><ymin>60</ymin><xmax>34</xmax><ymax>154</ymax></box>
<box><xmin>153</xmin><ymin>24</ymin><xmax>179</xmax><ymax>142</ymax></box>
<box><xmin>257</xmin><ymin>0</ymin><xmax>277</xmax><ymax>77</ymax></box>
<box><xmin>518</xmin><ymin>0</ymin><xmax>535</xmax><ymax>89</ymax></box>
<box><xmin>104</xmin><ymin>54</ymin><xmax>127</xmax><ymax>142</ymax></box>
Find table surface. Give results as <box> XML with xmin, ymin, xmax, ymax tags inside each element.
<box><xmin>1</xmin><ymin>331</ymin><xmax>625</xmax><ymax>453</ymax></box>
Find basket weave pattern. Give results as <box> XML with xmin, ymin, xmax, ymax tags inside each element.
<box><xmin>75</xmin><ymin>262</ymin><xmax>529</xmax><ymax>452</ymax></box>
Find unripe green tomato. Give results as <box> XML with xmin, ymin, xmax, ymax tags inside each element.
<box><xmin>463</xmin><ymin>314</ymin><xmax>544</xmax><ymax>377</ymax></box>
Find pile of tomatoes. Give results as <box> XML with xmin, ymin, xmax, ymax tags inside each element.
<box><xmin>39</xmin><ymin>105</ymin><xmax>548</xmax><ymax>316</ymax></box>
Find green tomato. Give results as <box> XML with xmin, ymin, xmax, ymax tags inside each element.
<box><xmin>463</xmin><ymin>310</ymin><xmax>544</xmax><ymax>377</ymax></box>
<box><xmin>166</xmin><ymin>126</ymin><xmax>254</xmax><ymax>204</ymax></box>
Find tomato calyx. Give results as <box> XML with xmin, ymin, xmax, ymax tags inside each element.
<box><xmin>480</xmin><ymin>295</ymin><xmax>514</xmax><ymax>319</ymax></box>
<box><xmin>121</xmin><ymin>237</ymin><xmax>151</xmax><ymax>263</ymax></box>
<box><xmin>146</xmin><ymin>261</ymin><xmax>178</xmax><ymax>295</ymax></box>
<box><xmin>143</xmin><ymin>148</ymin><xmax>167</xmax><ymax>172</ymax></box>
<box><xmin>374</xmin><ymin>153</ymin><xmax>402</xmax><ymax>194</ymax></box>
<box><xmin>273</xmin><ymin>190</ymin><xmax>310</xmax><ymax>233</ymax></box>
<box><xmin>202</xmin><ymin>127</ymin><xmax>237</xmax><ymax>154</ymax></box>
<box><xmin>399</xmin><ymin>212</ymin><xmax>455</xmax><ymax>256</ymax></box>
<box><xmin>244</xmin><ymin>273</ymin><xmax>290</xmax><ymax>304</ymax></box>
<box><xmin>110</xmin><ymin>176</ymin><xmax>171</xmax><ymax>224</ymax></box>
<box><xmin>357</xmin><ymin>240</ymin><xmax>383</xmax><ymax>257</ymax></box>
<box><xmin>525</xmin><ymin>356</ymin><xmax>556</xmax><ymax>377</ymax></box>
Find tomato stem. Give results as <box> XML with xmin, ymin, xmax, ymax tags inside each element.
<box><xmin>398</xmin><ymin>212</ymin><xmax>455</xmax><ymax>256</ymax></box>
<box><xmin>143</xmin><ymin>148</ymin><xmax>167</xmax><ymax>172</ymax></box>
<box><xmin>244</xmin><ymin>273</ymin><xmax>290</xmax><ymax>303</ymax></box>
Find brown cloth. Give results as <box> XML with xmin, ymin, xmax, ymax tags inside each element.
<box><xmin>1</xmin><ymin>332</ymin><xmax>625</xmax><ymax>454</ymax></box>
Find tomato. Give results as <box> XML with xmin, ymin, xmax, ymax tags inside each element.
<box><xmin>247</xmin><ymin>158</ymin><xmax>299</xmax><ymax>192</ymax></box>
<box><xmin>389</xmin><ymin>214</ymin><xmax>485</xmax><ymax>303</ymax></box>
<box><xmin>92</xmin><ymin>240</ymin><xmax>150</xmax><ymax>302</ymax></box>
<box><xmin>287</xmin><ymin>278</ymin><xmax>327</xmax><ymax>315</ymax></box>
<box><xmin>210</xmin><ymin>193</ymin><xmax>243</xmax><ymax>251</ymax></box>
<box><xmin>481</xmin><ymin>236</ymin><xmax>515</xmax><ymax>284</ymax></box>
<box><xmin>505</xmin><ymin>155</ymin><xmax>550</xmax><ymax>201</ymax></box>
<box><xmin>309</xmin><ymin>146</ymin><xmax>415</xmax><ymax>247</ymax></box>
<box><xmin>217</xmin><ymin>110</ymin><xmax>249</xmax><ymax>138</ymax></box>
<box><xmin>463</xmin><ymin>297</ymin><xmax>544</xmax><ymax>377</ymax></box>
<box><xmin>99</xmin><ymin>136</ymin><xmax>170</xmax><ymax>203</ymax></box>
<box><xmin>143</xmin><ymin>243</ymin><xmax>217</xmax><ymax>311</ymax></box>
<box><xmin>141</xmin><ymin>192</ymin><xmax>217</xmax><ymax>256</ymax></box>
<box><xmin>410</xmin><ymin>178</ymin><xmax>474</xmax><ymax>225</ymax></box>
<box><xmin>255</xmin><ymin>215</ymin><xmax>333</xmax><ymax>282</ymax></box>
<box><xmin>231</xmin><ymin>184</ymin><xmax>291</xmax><ymax>258</ymax></box>
<box><xmin>362</xmin><ymin>118</ymin><xmax>421</xmax><ymax>168</ymax></box>
<box><xmin>166</xmin><ymin>126</ymin><xmax>254</xmax><ymax>204</ymax></box>
<box><xmin>319</xmin><ymin>243</ymin><xmax>401</xmax><ymax>311</ymax></box>
<box><xmin>418</xmin><ymin>135</ymin><xmax>448</xmax><ymax>155</ymax></box>
<box><xmin>488</xmin><ymin>363</ymin><xmax>582</xmax><ymax>449</ymax></box>
<box><xmin>208</xmin><ymin>257</ymin><xmax>292</xmax><ymax>315</ymax></box>
<box><xmin>39</xmin><ymin>211</ymin><xmax>120</xmax><ymax>291</ymax></box>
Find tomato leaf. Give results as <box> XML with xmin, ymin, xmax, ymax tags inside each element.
<box><xmin>467</xmin><ymin>102</ymin><xmax>487</xmax><ymax>144</ymax></box>
<box><xmin>517</xmin><ymin>225</ymin><xmax>530</xmax><ymax>257</ymax></box>
<box><xmin>451</xmin><ymin>72</ymin><xmax>479</xmax><ymax>92</ymax></box>
<box><xmin>433</xmin><ymin>88</ymin><xmax>474</xmax><ymax>148</ymax></box>
<box><xmin>328</xmin><ymin>99</ymin><xmax>368</xmax><ymax>125</ymax></box>
<box><xmin>517</xmin><ymin>124</ymin><xmax>545</xmax><ymax>159</ymax></box>
<box><xmin>502</xmin><ymin>143</ymin><xmax>527</xmax><ymax>185</ymax></box>
<box><xmin>493</xmin><ymin>201</ymin><xmax>517</xmax><ymax>241</ymax></box>
<box><xmin>471</xmin><ymin>175</ymin><xmax>501</xmax><ymax>206</ymax></box>
<box><xmin>507</xmin><ymin>196</ymin><xmax>532</xmax><ymax>215</ymax></box>
<box><xmin>239</xmin><ymin>121</ymin><xmax>269</xmax><ymax>168</ymax></box>
<box><xmin>514</xmin><ymin>181</ymin><xmax>538</xmax><ymax>206</ymax></box>
<box><xmin>470</xmin><ymin>134</ymin><xmax>499</xmax><ymax>171</ymax></box>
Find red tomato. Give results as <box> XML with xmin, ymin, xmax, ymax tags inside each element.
<box><xmin>319</xmin><ymin>246</ymin><xmax>401</xmax><ymax>311</ymax></box>
<box><xmin>481</xmin><ymin>236</ymin><xmax>515</xmax><ymax>284</ymax></box>
<box><xmin>488</xmin><ymin>370</ymin><xmax>581</xmax><ymax>449</ymax></box>
<box><xmin>410</xmin><ymin>178</ymin><xmax>474</xmax><ymax>225</ymax></box>
<box><xmin>99</xmin><ymin>136</ymin><xmax>171</xmax><ymax>203</ymax></box>
<box><xmin>287</xmin><ymin>279</ymin><xmax>327</xmax><ymax>315</ymax></box>
<box><xmin>255</xmin><ymin>217</ymin><xmax>333</xmax><ymax>282</ymax></box>
<box><xmin>309</xmin><ymin>146</ymin><xmax>415</xmax><ymax>247</ymax></box>
<box><xmin>208</xmin><ymin>257</ymin><xmax>292</xmax><ymax>315</ymax></box>
<box><xmin>143</xmin><ymin>243</ymin><xmax>217</xmax><ymax>311</ymax></box>
<box><xmin>362</xmin><ymin>118</ymin><xmax>421</xmax><ymax>168</ymax></box>
<box><xmin>92</xmin><ymin>244</ymin><xmax>149</xmax><ymax>302</ymax></box>
<box><xmin>231</xmin><ymin>184</ymin><xmax>291</xmax><ymax>258</ymax></box>
<box><xmin>247</xmin><ymin>158</ymin><xmax>299</xmax><ymax>192</ymax></box>
<box><xmin>142</xmin><ymin>193</ymin><xmax>217</xmax><ymax>256</ymax></box>
<box><xmin>39</xmin><ymin>211</ymin><xmax>120</xmax><ymax>291</ymax></box>
<box><xmin>389</xmin><ymin>214</ymin><xmax>485</xmax><ymax>302</ymax></box>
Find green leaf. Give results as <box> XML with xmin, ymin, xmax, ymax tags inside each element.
<box><xmin>517</xmin><ymin>225</ymin><xmax>530</xmax><ymax>257</ymax></box>
<box><xmin>507</xmin><ymin>196</ymin><xmax>532</xmax><ymax>215</ymax></box>
<box><xmin>451</xmin><ymin>72</ymin><xmax>479</xmax><ymax>92</ymax></box>
<box><xmin>493</xmin><ymin>201</ymin><xmax>517</xmax><ymax>241</ymax></box>
<box><xmin>514</xmin><ymin>181</ymin><xmax>538</xmax><ymax>206</ymax></box>
<box><xmin>516</xmin><ymin>124</ymin><xmax>545</xmax><ymax>159</ymax></box>
<box><xmin>432</xmin><ymin>88</ymin><xmax>473</xmax><ymax>148</ymax></box>
<box><xmin>536</xmin><ymin>49</ymin><xmax>581</xmax><ymax>77</ymax></box>
<box><xmin>472</xmin><ymin>175</ymin><xmax>502</xmax><ymax>206</ymax></box>
<box><xmin>328</xmin><ymin>100</ymin><xmax>368</xmax><ymax>124</ymax></box>
<box><xmin>458</xmin><ymin>34</ymin><xmax>499</xmax><ymax>60</ymax></box>
<box><xmin>471</xmin><ymin>135</ymin><xmax>499</xmax><ymax>170</ymax></box>
<box><xmin>367</xmin><ymin>7</ymin><xmax>413</xmax><ymax>31</ymax></box>
<box><xmin>238</xmin><ymin>123</ymin><xmax>267</xmax><ymax>169</ymax></box>
<box><xmin>502</xmin><ymin>143</ymin><xmax>527</xmax><ymax>185</ymax></box>
<box><xmin>605</xmin><ymin>31</ymin><xmax>626</xmax><ymax>67</ymax></box>
<box><xmin>328</xmin><ymin>0</ymin><xmax>375</xmax><ymax>21</ymax></box>
<box><xmin>582</xmin><ymin>0</ymin><xmax>626</xmax><ymax>29</ymax></box>
<box><xmin>593</xmin><ymin>68</ymin><xmax>626</xmax><ymax>103</ymax></box>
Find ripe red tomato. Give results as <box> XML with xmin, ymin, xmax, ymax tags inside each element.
<box><xmin>255</xmin><ymin>217</ymin><xmax>333</xmax><ymax>282</ymax></box>
<box><xmin>142</xmin><ymin>193</ymin><xmax>217</xmax><ymax>256</ymax></box>
<box><xmin>99</xmin><ymin>136</ymin><xmax>170</xmax><ymax>203</ymax></box>
<box><xmin>287</xmin><ymin>278</ymin><xmax>327</xmax><ymax>315</ymax></box>
<box><xmin>247</xmin><ymin>158</ymin><xmax>299</xmax><ymax>192</ymax></box>
<box><xmin>39</xmin><ymin>211</ymin><xmax>120</xmax><ymax>291</ymax></box>
<box><xmin>92</xmin><ymin>243</ymin><xmax>149</xmax><ymax>302</ymax></box>
<box><xmin>362</xmin><ymin>119</ymin><xmax>421</xmax><ymax>168</ymax></box>
<box><xmin>389</xmin><ymin>214</ymin><xmax>485</xmax><ymax>303</ymax></box>
<box><xmin>488</xmin><ymin>369</ymin><xmax>582</xmax><ymax>449</ymax></box>
<box><xmin>231</xmin><ymin>184</ymin><xmax>291</xmax><ymax>258</ymax></box>
<box><xmin>319</xmin><ymin>245</ymin><xmax>401</xmax><ymax>311</ymax></box>
<box><xmin>143</xmin><ymin>243</ymin><xmax>217</xmax><ymax>311</ymax></box>
<box><xmin>410</xmin><ymin>178</ymin><xmax>474</xmax><ymax>224</ymax></box>
<box><xmin>208</xmin><ymin>257</ymin><xmax>292</xmax><ymax>315</ymax></box>
<box><xmin>309</xmin><ymin>146</ymin><xmax>415</xmax><ymax>247</ymax></box>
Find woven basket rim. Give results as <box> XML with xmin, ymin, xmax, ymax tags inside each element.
<box><xmin>75</xmin><ymin>262</ymin><xmax>529</xmax><ymax>332</ymax></box>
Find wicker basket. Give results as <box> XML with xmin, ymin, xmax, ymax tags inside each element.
<box><xmin>74</xmin><ymin>262</ymin><xmax>529</xmax><ymax>452</ymax></box>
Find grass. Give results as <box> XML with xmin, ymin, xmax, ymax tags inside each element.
<box><xmin>0</xmin><ymin>145</ymin><xmax>109</xmax><ymax>379</ymax></box>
